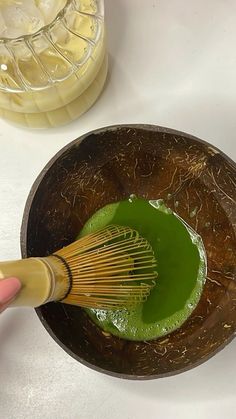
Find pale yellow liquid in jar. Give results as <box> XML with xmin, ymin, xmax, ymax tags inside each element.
<box><xmin>0</xmin><ymin>0</ymin><xmax>107</xmax><ymax>128</ymax></box>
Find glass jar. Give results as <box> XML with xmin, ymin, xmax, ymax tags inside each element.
<box><xmin>0</xmin><ymin>0</ymin><xmax>107</xmax><ymax>128</ymax></box>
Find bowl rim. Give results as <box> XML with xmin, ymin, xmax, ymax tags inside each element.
<box><xmin>20</xmin><ymin>123</ymin><xmax>236</xmax><ymax>380</ymax></box>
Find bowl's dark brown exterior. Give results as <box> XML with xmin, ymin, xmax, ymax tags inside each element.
<box><xmin>21</xmin><ymin>125</ymin><xmax>236</xmax><ymax>379</ymax></box>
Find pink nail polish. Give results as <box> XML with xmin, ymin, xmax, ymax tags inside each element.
<box><xmin>0</xmin><ymin>277</ymin><xmax>21</xmax><ymax>304</ymax></box>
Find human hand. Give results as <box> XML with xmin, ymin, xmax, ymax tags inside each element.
<box><xmin>0</xmin><ymin>278</ymin><xmax>21</xmax><ymax>313</ymax></box>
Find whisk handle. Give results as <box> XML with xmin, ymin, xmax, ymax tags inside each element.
<box><xmin>0</xmin><ymin>258</ymin><xmax>53</xmax><ymax>307</ymax></box>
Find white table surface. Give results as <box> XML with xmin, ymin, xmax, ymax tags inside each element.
<box><xmin>1</xmin><ymin>1</ymin><xmax>236</xmax><ymax>418</ymax></box>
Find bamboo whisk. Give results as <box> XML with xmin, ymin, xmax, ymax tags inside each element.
<box><xmin>0</xmin><ymin>225</ymin><xmax>157</xmax><ymax>310</ymax></box>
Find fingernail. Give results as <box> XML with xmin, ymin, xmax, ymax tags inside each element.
<box><xmin>0</xmin><ymin>277</ymin><xmax>21</xmax><ymax>304</ymax></box>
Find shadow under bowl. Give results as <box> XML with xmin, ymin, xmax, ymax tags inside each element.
<box><xmin>21</xmin><ymin>124</ymin><xmax>236</xmax><ymax>379</ymax></box>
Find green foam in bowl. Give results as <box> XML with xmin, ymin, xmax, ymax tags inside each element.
<box><xmin>78</xmin><ymin>197</ymin><xmax>207</xmax><ymax>341</ymax></box>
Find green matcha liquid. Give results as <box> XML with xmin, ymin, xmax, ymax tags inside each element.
<box><xmin>79</xmin><ymin>197</ymin><xmax>206</xmax><ymax>341</ymax></box>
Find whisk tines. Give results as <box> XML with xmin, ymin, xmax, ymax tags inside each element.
<box><xmin>54</xmin><ymin>225</ymin><xmax>157</xmax><ymax>310</ymax></box>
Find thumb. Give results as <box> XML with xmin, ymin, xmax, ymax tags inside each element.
<box><xmin>0</xmin><ymin>277</ymin><xmax>21</xmax><ymax>312</ymax></box>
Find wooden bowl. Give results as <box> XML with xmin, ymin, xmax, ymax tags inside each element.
<box><xmin>21</xmin><ymin>125</ymin><xmax>236</xmax><ymax>379</ymax></box>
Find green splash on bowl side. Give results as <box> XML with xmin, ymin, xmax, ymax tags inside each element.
<box><xmin>78</xmin><ymin>197</ymin><xmax>207</xmax><ymax>341</ymax></box>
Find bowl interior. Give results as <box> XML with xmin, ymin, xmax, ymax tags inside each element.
<box><xmin>21</xmin><ymin>125</ymin><xmax>236</xmax><ymax>379</ymax></box>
